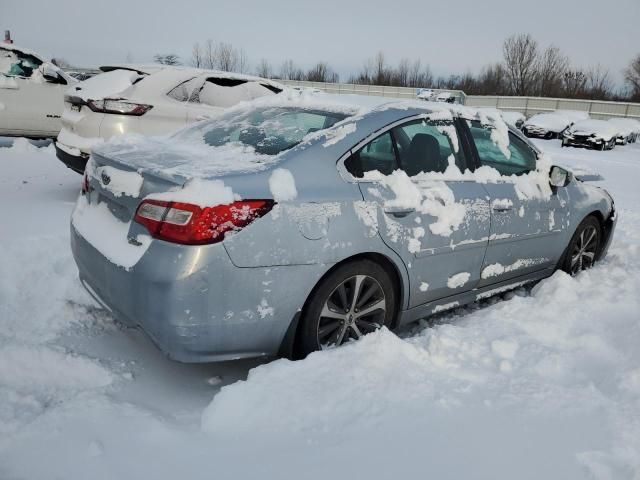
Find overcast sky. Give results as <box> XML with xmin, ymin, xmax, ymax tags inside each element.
<box><xmin>2</xmin><ymin>0</ymin><xmax>639</xmax><ymax>87</ymax></box>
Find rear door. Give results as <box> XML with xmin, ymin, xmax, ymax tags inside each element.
<box><xmin>349</xmin><ymin>116</ymin><xmax>491</xmax><ymax>308</ymax></box>
<box><xmin>462</xmin><ymin>120</ymin><xmax>568</xmax><ymax>285</ymax></box>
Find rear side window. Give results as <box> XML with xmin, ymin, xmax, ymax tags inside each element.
<box><xmin>167</xmin><ymin>77</ymin><xmax>203</xmax><ymax>102</ymax></box>
<box><xmin>392</xmin><ymin>119</ymin><xmax>465</xmax><ymax>175</ymax></box>
<box><xmin>468</xmin><ymin>121</ymin><xmax>536</xmax><ymax>175</ymax></box>
<box><xmin>345</xmin><ymin>132</ymin><xmax>397</xmax><ymax>177</ymax></box>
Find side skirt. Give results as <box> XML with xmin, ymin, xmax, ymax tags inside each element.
<box><xmin>396</xmin><ymin>268</ymin><xmax>554</xmax><ymax>326</ymax></box>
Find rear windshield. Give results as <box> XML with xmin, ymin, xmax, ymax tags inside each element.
<box><xmin>196</xmin><ymin>107</ymin><xmax>348</xmax><ymax>156</ymax></box>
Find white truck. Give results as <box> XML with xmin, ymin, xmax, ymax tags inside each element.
<box><xmin>0</xmin><ymin>44</ymin><xmax>77</xmax><ymax>138</ymax></box>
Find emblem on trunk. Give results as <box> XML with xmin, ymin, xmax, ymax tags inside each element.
<box><xmin>101</xmin><ymin>172</ymin><xmax>111</xmax><ymax>185</ymax></box>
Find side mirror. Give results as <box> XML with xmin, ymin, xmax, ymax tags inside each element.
<box><xmin>549</xmin><ymin>165</ymin><xmax>570</xmax><ymax>187</ymax></box>
<box><xmin>40</xmin><ymin>64</ymin><xmax>65</xmax><ymax>84</ymax></box>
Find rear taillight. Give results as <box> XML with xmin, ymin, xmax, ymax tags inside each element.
<box><xmin>81</xmin><ymin>170</ymin><xmax>89</xmax><ymax>194</ymax></box>
<box><xmin>134</xmin><ymin>199</ymin><xmax>274</xmax><ymax>245</ymax></box>
<box><xmin>87</xmin><ymin>99</ymin><xmax>152</xmax><ymax>116</ymax></box>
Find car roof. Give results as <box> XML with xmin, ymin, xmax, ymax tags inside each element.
<box><xmin>99</xmin><ymin>64</ymin><xmax>283</xmax><ymax>88</ymax></box>
<box><xmin>0</xmin><ymin>43</ymin><xmax>47</xmax><ymax>63</ymax></box>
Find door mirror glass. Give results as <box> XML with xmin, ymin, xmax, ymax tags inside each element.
<box><xmin>549</xmin><ymin>165</ymin><xmax>569</xmax><ymax>187</ymax></box>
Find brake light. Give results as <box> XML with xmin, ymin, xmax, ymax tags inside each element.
<box><xmin>87</xmin><ymin>99</ymin><xmax>152</xmax><ymax>116</ymax></box>
<box><xmin>81</xmin><ymin>170</ymin><xmax>89</xmax><ymax>194</ymax></box>
<box><xmin>134</xmin><ymin>199</ymin><xmax>274</xmax><ymax>245</ymax></box>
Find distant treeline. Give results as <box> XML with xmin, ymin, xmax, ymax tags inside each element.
<box><xmin>150</xmin><ymin>34</ymin><xmax>640</xmax><ymax>102</ymax></box>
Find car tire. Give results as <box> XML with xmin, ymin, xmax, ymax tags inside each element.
<box><xmin>545</xmin><ymin>132</ymin><xmax>554</xmax><ymax>140</ymax></box>
<box><xmin>560</xmin><ymin>216</ymin><xmax>601</xmax><ymax>276</ymax></box>
<box><xmin>296</xmin><ymin>260</ymin><xmax>397</xmax><ymax>357</ymax></box>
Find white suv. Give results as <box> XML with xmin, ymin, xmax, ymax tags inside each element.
<box><xmin>55</xmin><ymin>65</ymin><xmax>284</xmax><ymax>173</ymax></box>
<box><xmin>0</xmin><ymin>44</ymin><xmax>76</xmax><ymax>138</ymax></box>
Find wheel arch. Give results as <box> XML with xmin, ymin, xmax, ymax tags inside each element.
<box><xmin>278</xmin><ymin>251</ymin><xmax>407</xmax><ymax>359</ymax></box>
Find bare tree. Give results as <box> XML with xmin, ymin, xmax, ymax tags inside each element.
<box><xmin>476</xmin><ymin>63</ymin><xmax>506</xmax><ymax>95</ymax></box>
<box><xmin>191</xmin><ymin>43</ymin><xmax>203</xmax><ymax>68</ymax></box>
<box><xmin>503</xmin><ymin>33</ymin><xmax>539</xmax><ymax>95</ymax></box>
<box><xmin>237</xmin><ymin>48</ymin><xmax>249</xmax><ymax>73</ymax></box>
<box><xmin>562</xmin><ymin>69</ymin><xmax>587</xmax><ymax>97</ymax></box>
<box><xmin>255</xmin><ymin>58</ymin><xmax>272</xmax><ymax>78</ymax></box>
<box><xmin>204</xmin><ymin>39</ymin><xmax>216</xmax><ymax>70</ymax></box>
<box><xmin>305</xmin><ymin>62</ymin><xmax>339</xmax><ymax>82</ymax></box>
<box><xmin>279</xmin><ymin>59</ymin><xmax>304</xmax><ymax>80</ymax></box>
<box><xmin>624</xmin><ymin>53</ymin><xmax>640</xmax><ymax>101</ymax></box>
<box><xmin>537</xmin><ymin>45</ymin><xmax>568</xmax><ymax>97</ymax></box>
<box><xmin>586</xmin><ymin>64</ymin><xmax>612</xmax><ymax>99</ymax></box>
<box><xmin>153</xmin><ymin>54</ymin><xmax>181</xmax><ymax>65</ymax></box>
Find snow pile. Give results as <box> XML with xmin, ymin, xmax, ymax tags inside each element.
<box><xmin>268</xmin><ymin>168</ymin><xmax>297</xmax><ymax>201</ymax></box>
<box><xmin>72</xmin><ymin>195</ymin><xmax>152</xmax><ymax>270</ymax></box>
<box><xmin>501</xmin><ymin>111</ymin><xmax>525</xmax><ymax>127</ymax></box>
<box><xmin>446</xmin><ymin>271</ymin><xmax>470</xmax><ymax>288</ymax></box>
<box><xmin>608</xmin><ymin>117</ymin><xmax>640</xmax><ymax>136</ymax></box>
<box><xmin>365</xmin><ymin>169</ymin><xmax>467</xmax><ymax>237</ymax></box>
<box><xmin>524</xmin><ymin>113</ymin><xmax>572</xmax><ymax>133</ymax></box>
<box><xmin>68</xmin><ymin>69</ymin><xmax>143</xmax><ymax>101</ymax></box>
<box><xmin>90</xmin><ymin>165</ymin><xmax>144</xmax><ymax>198</ymax></box>
<box><xmin>146</xmin><ymin>177</ymin><xmax>237</xmax><ymax>207</ymax></box>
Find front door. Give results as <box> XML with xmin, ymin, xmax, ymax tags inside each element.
<box><xmin>463</xmin><ymin>120</ymin><xmax>568</xmax><ymax>285</ymax></box>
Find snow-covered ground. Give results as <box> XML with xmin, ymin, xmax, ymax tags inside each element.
<box><xmin>1</xmin><ymin>137</ymin><xmax>639</xmax><ymax>479</ymax></box>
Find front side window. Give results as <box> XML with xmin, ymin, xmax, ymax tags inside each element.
<box><xmin>184</xmin><ymin>107</ymin><xmax>348</xmax><ymax>156</ymax></box>
<box><xmin>468</xmin><ymin>121</ymin><xmax>536</xmax><ymax>175</ymax></box>
<box><xmin>392</xmin><ymin>119</ymin><xmax>465</xmax><ymax>175</ymax></box>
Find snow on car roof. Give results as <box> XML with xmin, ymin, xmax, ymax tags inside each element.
<box><xmin>568</xmin><ymin>119</ymin><xmax>619</xmax><ymax>139</ymax></box>
<box><xmin>99</xmin><ymin>64</ymin><xmax>284</xmax><ymax>88</ymax></box>
<box><xmin>0</xmin><ymin>43</ymin><xmax>47</xmax><ymax>63</ymax></box>
<box><xmin>524</xmin><ymin>112</ymin><xmax>572</xmax><ymax>131</ymax></box>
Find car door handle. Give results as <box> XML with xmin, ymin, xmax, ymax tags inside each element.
<box><xmin>492</xmin><ymin>205</ymin><xmax>512</xmax><ymax>212</ymax></box>
<box><xmin>384</xmin><ymin>207</ymin><xmax>415</xmax><ymax>218</ymax></box>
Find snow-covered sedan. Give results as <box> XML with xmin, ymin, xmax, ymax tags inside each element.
<box><xmin>0</xmin><ymin>44</ymin><xmax>77</xmax><ymax>138</ymax></box>
<box><xmin>55</xmin><ymin>65</ymin><xmax>284</xmax><ymax>173</ymax></box>
<box><xmin>70</xmin><ymin>93</ymin><xmax>616</xmax><ymax>362</ymax></box>
<box><xmin>521</xmin><ymin>112</ymin><xmax>574</xmax><ymax>139</ymax></box>
<box><xmin>608</xmin><ymin>117</ymin><xmax>640</xmax><ymax>145</ymax></box>
<box><xmin>562</xmin><ymin>119</ymin><xmax>618</xmax><ymax>150</ymax></box>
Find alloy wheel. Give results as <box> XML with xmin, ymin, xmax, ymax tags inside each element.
<box><xmin>570</xmin><ymin>225</ymin><xmax>598</xmax><ymax>275</ymax></box>
<box><xmin>317</xmin><ymin>274</ymin><xmax>386</xmax><ymax>349</ymax></box>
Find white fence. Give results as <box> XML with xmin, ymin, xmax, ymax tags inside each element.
<box><xmin>464</xmin><ymin>95</ymin><xmax>640</xmax><ymax>120</ymax></box>
<box><xmin>278</xmin><ymin>79</ymin><xmax>640</xmax><ymax>120</ymax></box>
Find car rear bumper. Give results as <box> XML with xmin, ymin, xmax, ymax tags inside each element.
<box><xmin>55</xmin><ymin>142</ymin><xmax>89</xmax><ymax>174</ymax></box>
<box><xmin>70</xmin><ymin>221</ymin><xmax>326</xmax><ymax>362</ymax></box>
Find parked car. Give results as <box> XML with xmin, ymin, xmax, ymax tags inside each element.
<box><xmin>522</xmin><ymin>112</ymin><xmax>574</xmax><ymax>139</ymax></box>
<box><xmin>55</xmin><ymin>65</ymin><xmax>284</xmax><ymax>173</ymax></box>
<box><xmin>608</xmin><ymin>117</ymin><xmax>640</xmax><ymax>144</ymax></box>
<box><xmin>0</xmin><ymin>44</ymin><xmax>77</xmax><ymax>138</ymax></box>
<box><xmin>70</xmin><ymin>94</ymin><xmax>616</xmax><ymax>362</ymax></box>
<box><xmin>562</xmin><ymin>119</ymin><xmax>618</xmax><ymax>150</ymax></box>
